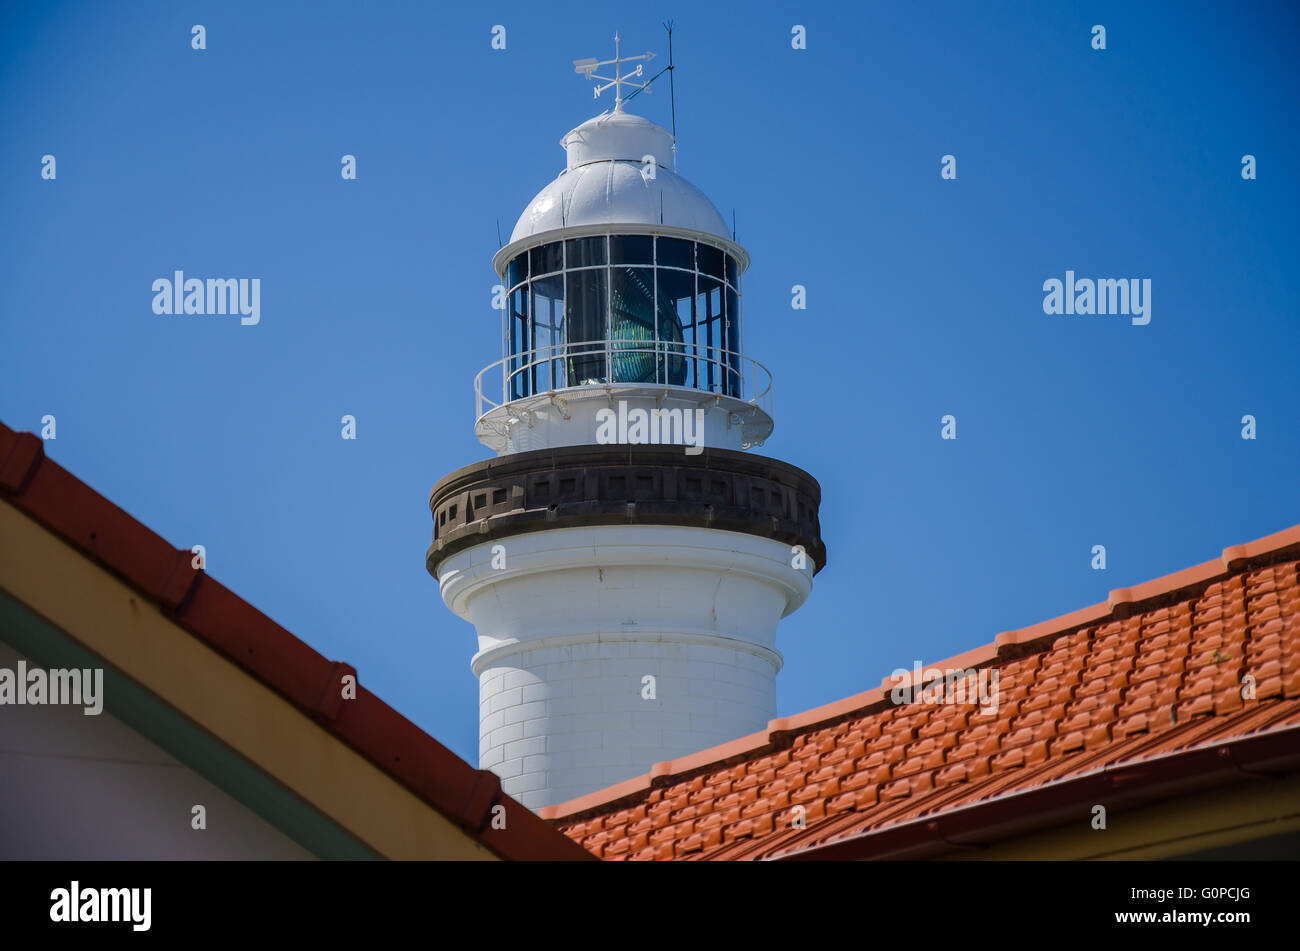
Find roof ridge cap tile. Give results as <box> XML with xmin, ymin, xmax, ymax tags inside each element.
<box><xmin>0</xmin><ymin>428</ymin><xmax>44</xmax><ymax>494</ymax></box>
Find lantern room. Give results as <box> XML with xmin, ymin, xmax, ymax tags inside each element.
<box><xmin>475</xmin><ymin>50</ymin><xmax>773</xmax><ymax>455</ymax></box>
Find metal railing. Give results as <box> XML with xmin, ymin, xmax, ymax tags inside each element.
<box><xmin>473</xmin><ymin>341</ymin><xmax>774</xmax><ymax>423</ymax></box>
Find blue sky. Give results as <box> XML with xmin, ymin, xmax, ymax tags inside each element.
<box><xmin>2</xmin><ymin>0</ymin><xmax>1297</xmax><ymax>768</ymax></box>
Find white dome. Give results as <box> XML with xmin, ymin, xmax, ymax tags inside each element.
<box><xmin>509</xmin><ymin>108</ymin><xmax>730</xmax><ymax>244</ymax></box>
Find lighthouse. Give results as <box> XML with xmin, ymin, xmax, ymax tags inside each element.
<box><xmin>428</xmin><ymin>35</ymin><xmax>827</xmax><ymax>810</ymax></box>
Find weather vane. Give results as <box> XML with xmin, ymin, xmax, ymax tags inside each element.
<box><xmin>573</xmin><ymin>32</ymin><xmax>656</xmax><ymax>111</ymax></box>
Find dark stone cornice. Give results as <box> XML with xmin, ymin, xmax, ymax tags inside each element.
<box><xmin>427</xmin><ymin>444</ymin><xmax>826</xmax><ymax>577</ymax></box>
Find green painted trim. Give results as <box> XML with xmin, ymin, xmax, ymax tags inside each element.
<box><xmin>0</xmin><ymin>587</ymin><xmax>379</xmax><ymax>860</ymax></box>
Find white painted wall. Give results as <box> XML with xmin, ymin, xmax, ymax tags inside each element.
<box><xmin>438</xmin><ymin>524</ymin><xmax>814</xmax><ymax>809</ymax></box>
<box><xmin>0</xmin><ymin>640</ymin><xmax>315</xmax><ymax>860</ymax></box>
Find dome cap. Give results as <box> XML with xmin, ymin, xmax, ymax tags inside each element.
<box><xmin>562</xmin><ymin>109</ymin><xmax>674</xmax><ymax>171</ymax></box>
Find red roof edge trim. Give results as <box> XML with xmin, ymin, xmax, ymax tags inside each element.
<box><xmin>0</xmin><ymin>422</ymin><xmax>593</xmax><ymax>861</ymax></box>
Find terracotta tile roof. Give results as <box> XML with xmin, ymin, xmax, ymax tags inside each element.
<box><xmin>541</xmin><ymin>524</ymin><xmax>1300</xmax><ymax>860</ymax></box>
<box><xmin>0</xmin><ymin>422</ymin><xmax>594</xmax><ymax>861</ymax></box>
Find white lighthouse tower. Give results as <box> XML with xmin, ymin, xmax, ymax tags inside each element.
<box><xmin>428</xmin><ymin>36</ymin><xmax>826</xmax><ymax>810</ymax></box>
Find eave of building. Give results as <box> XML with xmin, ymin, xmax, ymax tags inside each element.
<box><xmin>0</xmin><ymin>422</ymin><xmax>595</xmax><ymax>861</ymax></box>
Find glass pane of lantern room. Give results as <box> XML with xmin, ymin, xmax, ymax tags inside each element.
<box><xmin>725</xmin><ymin>286</ymin><xmax>741</xmax><ymax>397</ymax></box>
<box><xmin>507</xmin><ymin>255</ymin><xmax>528</xmax><ymax>292</ymax></box>
<box><xmin>508</xmin><ymin>284</ymin><xmax>529</xmax><ymax>401</ymax></box>
<box><xmin>679</xmin><ymin>294</ymin><xmax>699</xmax><ymax>390</ymax></box>
<box><xmin>565</xmin><ymin>236</ymin><xmax>606</xmax><ymax>268</ymax></box>
<box><xmin>531</xmin><ymin>274</ymin><xmax>564</xmax><ymax>393</ymax></box>
<box><xmin>656</xmin><ymin>237</ymin><xmax>694</xmax><ymax>271</ymax></box>
<box><xmin>609</xmin><ymin>267</ymin><xmax>658</xmax><ymax>383</ymax></box>
<box><xmin>564</xmin><ymin>268</ymin><xmax>607</xmax><ymax>386</ymax></box>
<box><xmin>697</xmin><ymin>243</ymin><xmax>725</xmax><ymax>282</ymax></box>
<box><xmin>529</xmin><ymin>241</ymin><xmax>563</xmax><ymax>277</ymax></box>
<box><xmin>696</xmin><ymin>276</ymin><xmax>724</xmax><ymax>393</ymax></box>
<box><xmin>610</xmin><ymin>235</ymin><xmax>653</xmax><ymax>265</ymax></box>
<box><xmin>654</xmin><ymin>267</ymin><xmax>694</xmax><ymax>388</ymax></box>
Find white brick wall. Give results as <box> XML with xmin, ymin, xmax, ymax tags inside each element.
<box><xmin>479</xmin><ymin>637</ymin><xmax>777</xmax><ymax>808</ymax></box>
<box><xmin>438</xmin><ymin>525</ymin><xmax>815</xmax><ymax>811</ymax></box>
